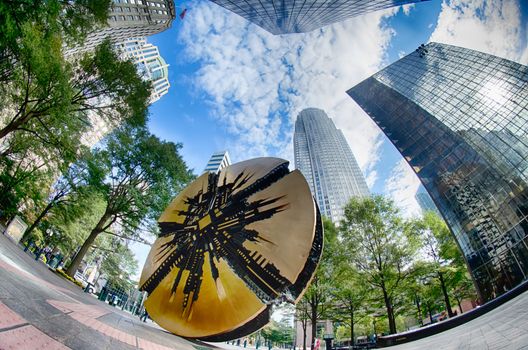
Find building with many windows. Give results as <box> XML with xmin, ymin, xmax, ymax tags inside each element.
<box><xmin>208</xmin><ymin>0</ymin><xmax>428</xmax><ymax>35</ymax></box>
<box><xmin>115</xmin><ymin>37</ymin><xmax>170</xmax><ymax>103</ymax></box>
<box><xmin>294</xmin><ymin>108</ymin><xmax>369</xmax><ymax>223</ymax></box>
<box><xmin>348</xmin><ymin>42</ymin><xmax>528</xmax><ymax>301</ymax></box>
<box><xmin>204</xmin><ymin>151</ymin><xmax>231</xmax><ymax>173</ymax></box>
<box><xmin>67</xmin><ymin>0</ymin><xmax>175</xmax><ymax>55</ymax></box>
<box><xmin>81</xmin><ymin>37</ymin><xmax>170</xmax><ymax>147</ymax></box>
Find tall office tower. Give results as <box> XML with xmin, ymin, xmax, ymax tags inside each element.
<box><xmin>294</xmin><ymin>108</ymin><xmax>369</xmax><ymax>223</ymax></box>
<box><xmin>115</xmin><ymin>37</ymin><xmax>170</xmax><ymax>103</ymax></box>
<box><xmin>81</xmin><ymin>37</ymin><xmax>170</xmax><ymax>147</ymax></box>
<box><xmin>208</xmin><ymin>0</ymin><xmax>428</xmax><ymax>35</ymax></box>
<box><xmin>415</xmin><ymin>185</ymin><xmax>440</xmax><ymax>216</ymax></box>
<box><xmin>66</xmin><ymin>0</ymin><xmax>175</xmax><ymax>55</ymax></box>
<box><xmin>204</xmin><ymin>151</ymin><xmax>231</xmax><ymax>173</ymax></box>
<box><xmin>348</xmin><ymin>42</ymin><xmax>528</xmax><ymax>301</ymax></box>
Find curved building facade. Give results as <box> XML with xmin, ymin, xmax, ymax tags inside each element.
<box><xmin>294</xmin><ymin>108</ymin><xmax>369</xmax><ymax>223</ymax></box>
<box><xmin>348</xmin><ymin>42</ymin><xmax>528</xmax><ymax>301</ymax></box>
<box><xmin>209</xmin><ymin>0</ymin><xmax>429</xmax><ymax>35</ymax></box>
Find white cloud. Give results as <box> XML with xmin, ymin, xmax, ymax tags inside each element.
<box><xmin>401</xmin><ymin>3</ymin><xmax>415</xmax><ymax>16</ymax></box>
<box><xmin>384</xmin><ymin>159</ymin><xmax>422</xmax><ymax>218</ymax></box>
<box><xmin>430</xmin><ymin>0</ymin><xmax>527</xmax><ymax>64</ymax></box>
<box><xmin>178</xmin><ymin>1</ymin><xmax>399</xmax><ymax>179</ymax></box>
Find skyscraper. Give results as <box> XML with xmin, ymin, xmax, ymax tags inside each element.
<box><xmin>115</xmin><ymin>37</ymin><xmax>170</xmax><ymax>103</ymax></box>
<box><xmin>294</xmin><ymin>108</ymin><xmax>369</xmax><ymax>223</ymax></box>
<box><xmin>208</xmin><ymin>0</ymin><xmax>428</xmax><ymax>35</ymax></box>
<box><xmin>348</xmin><ymin>42</ymin><xmax>528</xmax><ymax>301</ymax></box>
<box><xmin>66</xmin><ymin>0</ymin><xmax>175</xmax><ymax>55</ymax></box>
<box><xmin>415</xmin><ymin>185</ymin><xmax>440</xmax><ymax>216</ymax></box>
<box><xmin>81</xmin><ymin>37</ymin><xmax>170</xmax><ymax>147</ymax></box>
<box><xmin>204</xmin><ymin>151</ymin><xmax>231</xmax><ymax>173</ymax></box>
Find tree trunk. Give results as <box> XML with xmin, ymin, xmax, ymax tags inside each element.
<box><xmin>415</xmin><ymin>298</ymin><xmax>423</xmax><ymax>326</ymax></box>
<box><xmin>65</xmin><ymin>214</ymin><xmax>109</xmax><ymax>277</ymax></box>
<box><xmin>382</xmin><ymin>288</ymin><xmax>397</xmax><ymax>334</ymax></box>
<box><xmin>0</xmin><ymin>110</ymin><xmax>34</xmax><ymax>140</ymax></box>
<box><xmin>350</xmin><ymin>309</ymin><xmax>354</xmax><ymax>349</ymax></box>
<box><xmin>427</xmin><ymin>304</ymin><xmax>433</xmax><ymax>324</ymax></box>
<box><xmin>310</xmin><ymin>301</ymin><xmax>317</xmax><ymax>350</ymax></box>
<box><xmin>302</xmin><ymin>323</ymin><xmax>307</xmax><ymax>350</ymax></box>
<box><xmin>0</xmin><ymin>123</ymin><xmax>16</xmax><ymax>140</ymax></box>
<box><xmin>456</xmin><ymin>296</ymin><xmax>463</xmax><ymax>314</ymax></box>
<box><xmin>23</xmin><ymin>202</ymin><xmax>55</xmax><ymax>240</ymax></box>
<box><xmin>438</xmin><ymin>272</ymin><xmax>454</xmax><ymax>317</ymax></box>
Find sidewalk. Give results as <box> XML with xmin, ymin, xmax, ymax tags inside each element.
<box><xmin>0</xmin><ymin>233</ymin><xmax>221</xmax><ymax>350</ymax></box>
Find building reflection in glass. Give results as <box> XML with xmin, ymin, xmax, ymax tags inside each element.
<box><xmin>348</xmin><ymin>42</ymin><xmax>528</xmax><ymax>301</ymax></box>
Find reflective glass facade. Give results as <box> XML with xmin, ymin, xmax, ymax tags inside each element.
<box><xmin>415</xmin><ymin>185</ymin><xmax>440</xmax><ymax>216</ymax></box>
<box><xmin>348</xmin><ymin>42</ymin><xmax>528</xmax><ymax>301</ymax></box>
<box><xmin>209</xmin><ymin>0</ymin><xmax>428</xmax><ymax>35</ymax></box>
<box><xmin>294</xmin><ymin>108</ymin><xmax>369</xmax><ymax>223</ymax></box>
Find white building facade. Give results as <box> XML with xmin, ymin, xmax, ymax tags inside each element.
<box><xmin>204</xmin><ymin>151</ymin><xmax>231</xmax><ymax>174</ymax></box>
<box><xmin>116</xmin><ymin>37</ymin><xmax>170</xmax><ymax>103</ymax></box>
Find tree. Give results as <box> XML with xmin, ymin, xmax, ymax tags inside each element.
<box><xmin>22</xmin><ymin>151</ymin><xmax>95</xmax><ymax>240</ymax></box>
<box><xmin>340</xmin><ymin>196</ymin><xmax>415</xmax><ymax>334</ymax></box>
<box><xmin>302</xmin><ymin>217</ymin><xmax>341</xmax><ymax>349</ymax></box>
<box><xmin>94</xmin><ymin>235</ymin><xmax>139</xmax><ymax>291</ymax></box>
<box><xmin>65</xmin><ymin>126</ymin><xmax>193</xmax><ymax>277</ymax></box>
<box><xmin>0</xmin><ymin>0</ymin><xmax>110</xmax><ymax>85</ymax></box>
<box><xmin>48</xmin><ymin>192</ymin><xmax>107</xmax><ymax>259</ymax></box>
<box><xmin>331</xmin><ymin>269</ymin><xmax>368</xmax><ymax>348</ymax></box>
<box><xmin>261</xmin><ymin>319</ymin><xmax>294</xmax><ymax>350</ymax></box>
<box><xmin>407</xmin><ymin>211</ymin><xmax>464</xmax><ymax>318</ymax></box>
<box><xmin>295</xmin><ymin>298</ymin><xmax>310</xmax><ymax>350</ymax></box>
<box><xmin>0</xmin><ymin>153</ymin><xmax>50</xmax><ymax>222</ymax></box>
<box><xmin>0</xmin><ymin>37</ymin><xmax>150</xmax><ymax>149</ymax></box>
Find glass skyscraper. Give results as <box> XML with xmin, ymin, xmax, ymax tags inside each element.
<box><xmin>294</xmin><ymin>108</ymin><xmax>369</xmax><ymax>223</ymax></box>
<box><xmin>209</xmin><ymin>0</ymin><xmax>428</xmax><ymax>35</ymax></box>
<box><xmin>348</xmin><ymin>42</ymin><xmax>528</xmax><ymax>301</ymax></box>
<box><xmin>415</xmin><ymin>185</ymin><xmax>440</xmax><ymax>216</ymax></box>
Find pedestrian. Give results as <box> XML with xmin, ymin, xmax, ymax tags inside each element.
<box><xmin>140</xmin><ymin>309</ymin><xmax>149</xmax><ymax>322</ymax></box>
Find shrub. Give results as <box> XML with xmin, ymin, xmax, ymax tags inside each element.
<box><xmin>55</xmin><ymin>269</ymin><xmax>83</xmax><ymax>288</ymax></box>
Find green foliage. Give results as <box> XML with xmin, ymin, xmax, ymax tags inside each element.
<box><xmin>90</xmin><ymin>125</ymin><xmax>193</xmax><ymax>233</ymax></box>
<box><xmin>0</xmin><ymin>156</ymin><xmax>48</xmax><ymax>221</ymax></box>
<box><xmin>48</xmin><ymin>192</ymin><xmax>107</xmax><ymax>255</ymax></box>
<box><xmin>65</xmin><ymin>126</ymin><xmax>193</xmax><ymax>277</ymax></box>
<box><xmin>261</xmin><ymin>319</ymin><xmax>294</xmax><ymax>348</ymax></box>
<box><xmin>407</xmin><ymin>211</ymin><xmax>477</xmax><ymax>318</ymax></box>
<box><xmin>0</xmin><ymin>0</ymin><xmax>111</xmax><ymax>84</ymax></box>
<box><xmin>339</xmin><ymin>195</ymin><xmax>415</xmax><ymax>334</ymax></box>
<box><xmin>94</xmin><ymin>234</ymin><xmax>139</xmax><ymax>291</ymax></box>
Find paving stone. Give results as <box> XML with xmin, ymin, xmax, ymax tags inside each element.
<box><xmin>0</xmin><ymin>325</ymin><xmax>69</xmax><ymax>350</ymax></box>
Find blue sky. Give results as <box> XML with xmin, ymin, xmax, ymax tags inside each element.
<box><xmin>130</xmin><ymin>0</ymin><xmax>528</xmax><ymax>274</ymax></box>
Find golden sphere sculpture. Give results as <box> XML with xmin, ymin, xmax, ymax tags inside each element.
<box><xmin>139</xmin><ymin>157</ymin><xmax>323</xmax><ymax>340</ymax></box>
